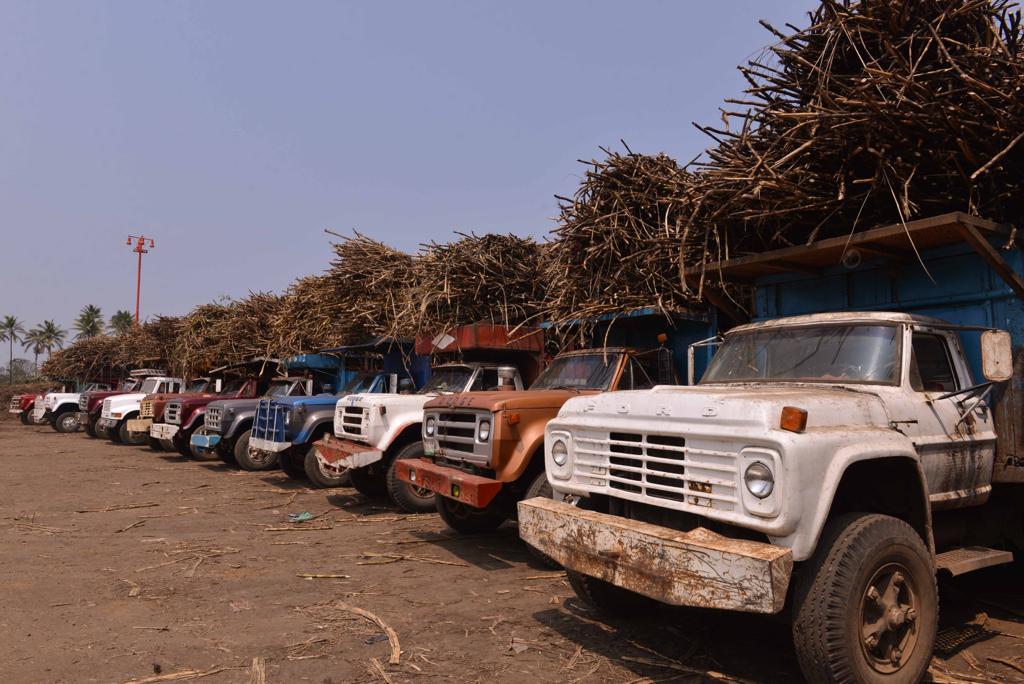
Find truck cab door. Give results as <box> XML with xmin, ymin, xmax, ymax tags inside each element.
<box><xmin>903</xmin><ymin>329</ymin><xmax>996</xmax><ymax>510</ymax></box>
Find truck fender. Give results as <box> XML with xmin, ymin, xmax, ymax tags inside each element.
<box><xmin>182</xmin><ymin>408</ymin><xmax>206</xmax><ymax>431</ymax></box>
<box><xmin>496</xmin><ymin>420</ymin><xmax>547</xmax><ymax>485</ymax></box>
<box><xmin>790</xmin><ymin>440</ymin><xmax>933</xmax><ymax>561</ymax></box>
<box><xmin>295</xmin><ymin>415</ymin><xmax>334</xmax><ymax>446</ymax></box>
<box><xmin>224</xmin><ymin>416</ymin><xmax>253</xmax><ymax>441</ymax></box>
<box><xmin>380</xmin><ymin>419</ymin><xmax>422</xmax><ymax>454</ymax></box>
<box><xmin>54</xmin><ymin>402</ymin><xmax>78</xmax><ymax>416</ymax></box>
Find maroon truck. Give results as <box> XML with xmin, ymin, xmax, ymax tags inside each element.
<box><xmin>9</xmin><ymin>392</ymin><xmax>51</xmax><ymax>425</ymax></box>
<box><xmin>77</xmin><ymin>378</ymin><xmax>146</xmax><ymax>438</ymax></box>
<box><xmin>150</xmin><ymin>359</ymin><xmax>279</xmax><ymax>458</ymax></box>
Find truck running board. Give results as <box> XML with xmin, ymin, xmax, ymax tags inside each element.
<box><xmin>935</xmin><ymin>547</ymin><xmax>1014</xmax><ymax>576</ymax></box>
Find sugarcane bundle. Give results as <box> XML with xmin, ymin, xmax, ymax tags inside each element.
<box><xmin>327</xmin><ymin>233</ymin><xmax>417</xmax><ymax>340</ymax></box>
<box><xmin>272</xmin><ymin>274</ymin><xmax>353</xmax><ymax>355</ymax></box>
<box><xmin>41</xmin><ymin>335</ymin><xmax>124</xmax><ymax>381</ymax></box>
<box><xmin>689</xmin><ymin>0</ymin><xmax>1024</xmax><ymax>253</ymax></box>
<box><xmin>114</xmin><ymin>315</ymin><xmax>182</xmax><ymax>369</ymax></box>
<box><xmin>411</xmin><ymin>232</ymin><xmax>547</xmax><ymax>336</ymax></box>
<box><xmin>543</xmin><ymin>148</ymin><xmax>709</xmax><ymax>331</ymax></box>
<box><xmin>170</xmin><ymin>301</ymin><xmax>235</xmax><ymax>376</ymax></box>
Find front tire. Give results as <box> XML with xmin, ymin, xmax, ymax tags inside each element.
<box><xmin>54</xmin><ymin>412</ymin><xmax>81</xmax><ymax>434</ymax></box>
<box><xmin>147</xmin><ymin>437</ymin><xmax>163</xmax><ymax>451</ymax></box>
<box><xmin>304</xmin><ymin>444</ymin><xmax>350</xmax><ymax>488</ymax></box>
<box><xmin>567</xmin><ymin>570</ymin><xmax>655</xmax><ymax>617</ymax></box>
<box><xmin>279</xmin><ymin>451</ymin><xmax>306</xmax><ymax>480</ymax></box>
<box><xmin>19</xmin><ymin>411</ymin><xmax>31</xmax><ymax>426</ymax></box>
<box><xmin>119</xmin><ymin>419</ymin><xmax>147</xmax><ymax>445</ymax></box>
<box><xmin>792</xmin><ymin>513</ymin><xmax>937</xmax><ymax>684</ymax></box>
<box><xmin>436</xmin><ymin>495</ymin><xmax>508</xmax><ymax>534</ymax></box>
<box><xmin>349</xmin><ymin>465</ymin><xmax>388</xmax><ymax>498</ymax></box>
<box><xmin>85</xmin><ymin>417</ymin><xmax>98</xmax><ymax>437</ymax></box>
<box><xmin>386</xmin><ymin>442</ymin><xmax>436</xmax><ymax>513</ymax></box>
<box><xmin>521</xmin><ymin>472</ymin><xmax>560</xmax><ymax>568</ymax></box>
<box><xmin>235</xmin><ymin>431</ymin><xmax>278</xmax><ymax>471</ymax></box>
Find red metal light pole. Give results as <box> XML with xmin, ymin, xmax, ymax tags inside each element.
<box><xmin>126</xmin><ymin>235</ymin><xmax>155</xmax><ymax>323</ymax></box>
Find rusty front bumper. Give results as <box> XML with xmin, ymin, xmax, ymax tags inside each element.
<box><xmin>517</xmin><ymin>498</ymin><xmax>793</xmax><ymax>614</ymax></box>
<box><xmin>126</xmin><ymin>418</ymin><xmax>153</xmax><ymax>434</ymax></box>
<box><xmin>314</xmin><ymin>434</ymin><xmax>383</xmax><ymax>474</ymax></box>
<box><xmin>394</xmin><ymin>458</ymin><xmax>502</xmax><ymax>508</ymax></box>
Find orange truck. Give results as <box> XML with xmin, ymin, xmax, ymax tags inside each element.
<box><xmin>397</xmin><ymin>345</ymin><xmax>677</xmax><ymax>535</ymax></box>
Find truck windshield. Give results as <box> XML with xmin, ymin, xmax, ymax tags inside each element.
<box><xmin>187</xmin><ymin>380</ymin><xmax>209</xmax><ymax>393</ymax></box>
<box><xmin>266</xmin><ymin>380</ymin><xmax>301</xmax><ymax>397</ymax></box>
<box><xmin>140</xmin><ymin>378</ymin><xmax>161</xmax><ymax>394</ymax></box>
<box><xmin>219</xmin><ymin>379</ymin><xmax>247</xmax><ymax>395</ymax></box>
<box><xmin>530</xmin><ymin>353</ymin><xmax>623</xmax><ymax>391</ymax></box>
<box><xmin>419</xmin><ymin>366</ymin><xmax>474</xmax><ymax>394</ymax></box>
<box><xmin>343</xmin><ymin>372</ymin><xmax>379</xmax><ymax>394</ymax></box>
<box><xmin>120</xmin><ymin>380</ymin><xmax>140</xmax><ymax>391</ymax></box>
<box><xmin>701</xmin><ymin>324</ymin><xmax>901</xmax><ymax>385</ymax></box>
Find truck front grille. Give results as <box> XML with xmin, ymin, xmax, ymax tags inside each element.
<box><xmin>430</xmin><ymin>409</ymin><xmax>492</xmax><ymax>466</ymax></box>
<box><xmin>79</xmin><ymin>395</ymin><xmax>89</xmax><ymax>410</ymax></box>
<box><xmin>571</xmin><ymin>430</ymin><xmax>739</xmax><ymax>512</ymax></box>
<box><xmin>338</xmin><ymin>405</ymin><xmax>365</xmax><ymax>437</ymax></box>
<box><xmin>140</xmin><ymin>400</ymin><xmax>155</xmax><ymax>418</ymax></box>
<box><xmin>165</xmin><ymin>402</ymin><xmax>182</xmax><ymax>425</ymax></box>
<box><xmin>205</xmin><ymin>407</ymin><xmax>222</xmax><ymax>432</ymax></box>
<box><xmin>102</xmin><ymin>398</ymin><xmax>112</xmax><ymax>417</ymax></box>
<box><xmin>252</xmin><ymin>400</ymin><xmax>288</xmax><ymax>442</ymax></box>
<box><xmin>9</xmin><ymin>396</ymin><xmax>20</xmax><ymax>411</ymax></box>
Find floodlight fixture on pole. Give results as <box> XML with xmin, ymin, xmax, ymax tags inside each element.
<box><xmin>126</xmin><ymin>235</ymin><xmax>156</xmax><ymax>323</ymax></box>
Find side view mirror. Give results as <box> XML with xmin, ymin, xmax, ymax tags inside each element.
<box><xmin>981</xmin><ymin>330</ymin><xmax>1013</xmax><ymax>382</ymax></box>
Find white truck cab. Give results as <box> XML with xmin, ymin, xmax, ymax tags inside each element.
<box><xmin>99</xmin><ymin>374</ymin><xmax>184</xmax><ymax>444</ymax></box>
<box><xmin>520</xmin><ymin>312</ymin><xmax>1019</xmax><ymax>683</ymax></box>
<box><xmin>315</xmin><ymin>362</ymin><xmax>525</xmax><ymax>511</ymax></box>
<box><xmin>35</xmin><ymin>382</ymin><xmax>114</xmax><ymax>432</ymax></box>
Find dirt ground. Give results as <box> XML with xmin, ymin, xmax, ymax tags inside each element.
<box><xmin>1</xmin><ymin>419</ymin><xmax>1022</xmax><ymax>684</ymax></box>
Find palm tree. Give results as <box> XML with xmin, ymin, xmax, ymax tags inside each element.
<box><xmin>74</xmin><ymin>305</ymin><xmax>104</xmax><ymax>339</ymax></box>
<box><xmin>24</xmin><ymin>321</ymin><xmax>66</xmax><ymax>370</ymax></box>
<box><xmin>109</xmin><ymin>310</ymin><xmax>135</xmax><ymax>335</ymax></box>
<box><xmin>0</xmin><ymin>316</ymin><xmax>26</xmax><ymax>384</ymax></box>
<box><xmin>23</xmin><ymin>328</ymin><xmax>46</xmax><ymax>371</ymax></box>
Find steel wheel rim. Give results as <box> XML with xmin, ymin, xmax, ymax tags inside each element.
<box><xmin>859</xmin><ymin>561</ymin><xmax>920</xmax><ymax>674</ymax></box>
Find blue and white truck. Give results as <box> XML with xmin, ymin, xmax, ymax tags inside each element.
<box><xmin>247</xmin><ymin>340</ymin><xmax>426</xmax><ymax>486</ymax></box>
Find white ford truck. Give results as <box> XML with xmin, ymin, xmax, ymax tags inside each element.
<box><xmin>519</xmin><ymin>312</ymin><xmax>1022</xmax><ymax>683</ymax></box>
<box><xmin>33</xmin><ymin>382</ymin><xmax>114</xmax><ymax>432</ymax></box>
<box><xmin>316</xmin><ymin>363</ymin><xmax>526</xmax><ymax>512</ymax></box>
<box><xmin>98</xmin><ymin>374</ymin><xmax>185</xmax><ymax>445</ymax></box>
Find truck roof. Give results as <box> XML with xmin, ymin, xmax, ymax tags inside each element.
<box><xmin>732</xmin><ymin>311</ymin><xmax>947</xmax><ymax>333</ymax></box>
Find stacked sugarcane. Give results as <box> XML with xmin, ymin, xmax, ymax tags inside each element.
<box><xmin>41</xmin><ymin>335</ymin><xmax>125</xmax><ymax>381</ymax></box>
<box><xmin>544</xmin><ymin>0</ymin><xmax>1024</xmax><ymax>331</ymax></box>
<box><xmin>410</xmin><ymin>233</ymin><xmax>547</xmax><ymax>337</ymax></box>
<box><xmin>327</xmin><ymin>233</ymin><xmax>417</xmax><ymax>341</ymax></box>
<box><xmin>543</xmin><ymin>149</ymin><xmax>706</xmax><ymax>335</ymax></box>
<box><xmin>689</xmin><ymin>0</ymin><xmax>1024</xmax><ymax>253</ymax></box>
<box><xmin>114</xmin><ymin>316</ymin><xmax>182</xmax><ymax>370</ymax></box>
<box><xmin>271</xmin><ymin>274</ymin><xmax>352</xmax><ymax>355</ymax></box>
<box><xmin>171</xmin><ymin>294</ymin><xmax>286</xmax><ymax>376</ymax></box>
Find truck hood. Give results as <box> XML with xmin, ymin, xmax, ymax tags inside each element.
<box><xmin>341</xmin><ymin>393</ymin><xmax>433</xmax><ymax>412</ymax></box>
<box><xmin>45</xmin><ymin>392</ymin><xmax>80</xmax><ymax>406</ymax></box>
<box><xmin>273</xmin><ymin>394</ymin><xmax>339</xmax><ymax>409</ymax></box>
<box><xmin>559</xmin><ymin>384</ymin><xmax>891</xmax><ymax>430</ymax></box>
<box><xmin>107</xmin><ymin>393</ymin><xmax>147</xmax><ymax>411</ymax></box>
<box><xmin>425</xmin><ymin>389</ymin><xmax>600</xmax><ymax>413</ymax></box>
<box><xmin>84</xmin><ymin>390</ymin><xmax>130</xmax><ymax>411</ymax></box>
<box><xmin>207</xmin><ymin>397</ymin><xmax>260</xmax><ymax>413</ymax></box>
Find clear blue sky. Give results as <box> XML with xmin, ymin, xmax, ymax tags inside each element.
<box><xmin>0</xmin><ymin>0</ymin><xmax>810</xmax><ymax>342</ymax></box>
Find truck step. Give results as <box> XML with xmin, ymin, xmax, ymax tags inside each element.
<box><xmin>935</xmin><ymin>546</ymin><xmax>1014</xmax><ymax>576</ymax></box>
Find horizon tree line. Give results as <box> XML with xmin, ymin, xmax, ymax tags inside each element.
<box><xmin>0</xmin><ymin>305</ymin><xmax>137</xmax><ymax>384</ymax></box>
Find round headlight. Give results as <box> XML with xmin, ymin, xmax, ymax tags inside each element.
<box><xmin>478</xmin><ymin>420</ymin><xmax>491</xmax><ymax>442</ymax></box>
<box><xmin>425</xmin><ymin>417</ymin><xmax>436</xmax><ymax>436</ymax></box>
<box><xmin>551</xmin><ymin>439</ymin><xmax>569</xmax><ymax>467</ymax></box>
<box><xmin>744</xmin><ymin>462</ymin><xmax>775</xmax><ymax>499</ymax></box>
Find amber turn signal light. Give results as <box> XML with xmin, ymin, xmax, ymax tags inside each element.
<box><xmin>780</xmin><ymin>406</ymin><xmax>808</xmax><ymax>433</ymax></box>
<box><xmin>505</xmin><ymin>412</ymin><xmax>521</xmax><ymax>426</ymax></box>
